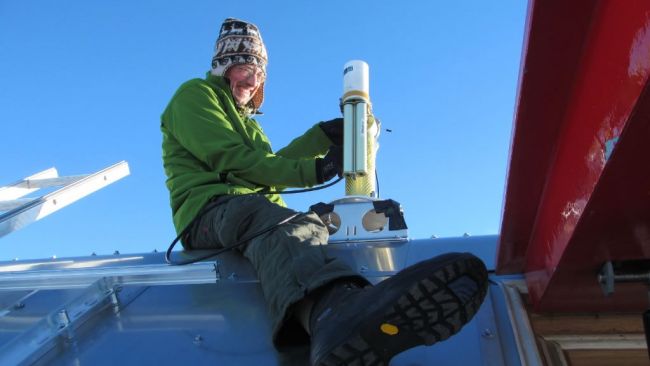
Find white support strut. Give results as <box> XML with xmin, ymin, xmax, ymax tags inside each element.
<box><xmin>0</xmin><ymin>161</ymin><xmax>130</xmax><ymax>239</ymax></box>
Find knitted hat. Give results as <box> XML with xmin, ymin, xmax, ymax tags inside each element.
<box><xmin>211</xmin><ymin>18</ymin><xmax>268</xmax><ymax>111</ymax></box>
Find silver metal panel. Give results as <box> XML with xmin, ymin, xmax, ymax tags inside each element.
<box><xmin>0</xmin><ymin>278</ymin><xmax>142</xmax><ymax>365</ymax></box>
<box><xmin>0</xmin><ymin>290</ymin><xmax>85</xmax><ymax>334</ymax></box>
<box><xmin>0</xmin><ymin>288</ymin><xmax>86</xmax><ymax>362</ymax></box>
<box><xmin>4</xmin><ymin>282</ymin><xmax>512</xmax><ymax>366</ymax></box>
<box><xmin>0</xmin><ymin>290</ymin><xmax>38</xmax><ymax>316</ymax></box>
<box><xmin>405</xmin><ymin>235</ymin><xmax>498</xmax><ymax>270</ymax></box>
<box><xmin>325</xmin><ymin>239</ymin><xmax>410</xmax><ymax>282</ymax></box>
<box><xmin>0</xmin><ymin>281</ymin><xmax>149</xmax><ymax>365</ymax></box>
<box><xmin>33</xmin><ymin>283</ymin><xmax>285</xmax><ymax>366</ymax></box>
<box><xmin>0</xmin><ymin>236</ymin><xmax>516</xmax><ymax>365</ymax></box>
<box><xmin>474</xmin><ymin>287</ymin><xmax>508</xmax><ymax>365</ymax></box>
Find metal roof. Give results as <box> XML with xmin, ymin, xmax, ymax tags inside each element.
<box><xmin>0</xmin><ymin>236</ymin><xmax>523</xmax><ymax>365</ymax></box>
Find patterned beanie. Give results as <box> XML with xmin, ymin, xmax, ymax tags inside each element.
<box><xmin>211</xmin><ymin>18</ymin><xmax>268</xmax><ymax>111</ymax></box>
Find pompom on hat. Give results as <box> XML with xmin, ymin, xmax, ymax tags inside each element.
<box><xmin>211</xmin><ymin>18</ymin><xmax>268</xmax><ymax>111</ymax></box>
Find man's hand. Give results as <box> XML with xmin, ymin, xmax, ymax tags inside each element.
<box><xmin>319</xmin><ymin>118</ymin><xmax>343</xmax><ymax>146</ymax></box>
<box><xmin>315</xmin><ymin>145</ymin><xmax>343</xmax><ymax>184</ymax></box>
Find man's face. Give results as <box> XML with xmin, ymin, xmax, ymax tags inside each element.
<box><xmin>225</xmin><ymin>64</ymin><xmax>266</xmax><ymax>106</ymax></box>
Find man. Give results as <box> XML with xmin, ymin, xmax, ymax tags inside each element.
<box><xmin>161</xmin><ymin>18</ymin><xmax>488</xmax><ymax>366</ymax></box>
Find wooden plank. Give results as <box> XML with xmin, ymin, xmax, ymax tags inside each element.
<box><xmin>529</xmin><ymin>312</ymin><xmax>644</xmax><ymax>335</ymax></box>
<box><xmin>565</xmin><ymin>349</ymin><xmax>649</xmax><ymax>366</ymax></box>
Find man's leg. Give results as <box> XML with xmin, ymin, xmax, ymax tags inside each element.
<box><xmin>188</xmin><ymin>195</ymin><xmax>368</xmax><ymax>346</ymax></box>
<box><xmin>188</xmin><ymin>195</ymin><xmax>489</xmax><ymax>365</ymax></box>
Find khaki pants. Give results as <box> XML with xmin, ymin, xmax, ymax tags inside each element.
<box><xmin>187</xmin><ymin>194</ymin><xmax>365</xmax><ymax>346</ymax></box>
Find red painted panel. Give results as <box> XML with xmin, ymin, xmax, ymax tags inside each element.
<box><xmin>497</xmin><ymin>0</ymin><xmax>650</xmax><ymax>311</ymax></box>
<box><xmin>536</xmin><ymin>83</ymin><xmax>650</xmax><ymax>311</ymax></box>
<box><xmin>525</xmin><ymin>1</ymin><xmax>650</xmax><ymax>308</ymax></box>
<box><xmin>497</xmin><ymin>0</ymin><xmax>599</xmax><ymax>273</ymax></box>
<box><xmin>531</xmin><ymin>76</ymin><xmax>650</xmax><ymax>311</ymax></box>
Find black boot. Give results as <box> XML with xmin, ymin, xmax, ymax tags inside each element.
<box><xmin>309</xmin><ymin>252</ymin><xmax>488</xmax><ymax>366</ymax></box>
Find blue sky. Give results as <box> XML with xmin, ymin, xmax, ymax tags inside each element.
<box><xmin>0</xmin><ymin>1</ymin><xmax>527</xmax><ymax>260</ymax></box>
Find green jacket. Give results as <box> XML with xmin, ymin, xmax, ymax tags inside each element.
<box><xmin>161</xmin><ymin>73</ymin><xmax>332</xmax><ymax>235</ymax></box>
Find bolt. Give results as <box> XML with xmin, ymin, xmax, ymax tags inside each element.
<box><xmin>194</xmin><ymin>335</ymin><xmax>203</xmax><ymax>344</ymax></box>
<box><xmin>13</xmin><ymin>302</ymin><xmax>25</xmax><ymax>310</ymax></box>
<box><xmin>228</xmin><ymin>272</ymin><xmax>238</xmax><ymax>280</ymax></box>
<box><xmin>481</xmin><ymin>328</ymin><xmax>495</xmax><ymax>339</ymax></box>
<box><xmin>109</xmin><ymin>290</ymin><xmax>120</xmax><ymax>312</ymax></box>
<box><xmin>359</xmin><ymin>266</ymin><xmax>369</xmax><ymax>273</ymax></box>
<box><xmin>57</xmin><ymin>309</ymin><xmax>70</xmax><ymax>328</ymax></box>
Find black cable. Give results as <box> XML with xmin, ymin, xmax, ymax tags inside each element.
<box><xmin>165</xmin><ymin>176</ymin><xmax>344</xmax><ymax>265</ymax></box>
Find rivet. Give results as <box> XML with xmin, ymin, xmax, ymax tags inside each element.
<box><xmin>481</xmin><ymin>328</ymin><xmax>495</xmax><ymax>338</ymax></box>
<box><xmin>359</xmin><ymin>266</ymin><xmax>368</xmax><ymax>273</ymax></box>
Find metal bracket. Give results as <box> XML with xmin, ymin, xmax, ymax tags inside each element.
<box><xmin>316</xmin><ymin>197</ymin><xmax>408</xmax><ymax>243</ymax></box>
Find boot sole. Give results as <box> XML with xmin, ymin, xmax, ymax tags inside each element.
<box><xmin>315</xmin><ymin>253</ymin><xmax>488</xmax><ymax>366</ymax></box>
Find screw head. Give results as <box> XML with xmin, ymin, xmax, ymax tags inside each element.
<box><xmin>481</xmin><ymin>328</ymin><xmax>495</xmax><ymax>338</ymax></box>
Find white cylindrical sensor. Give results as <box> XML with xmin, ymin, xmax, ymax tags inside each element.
<box><xmin>342</xmin><ymin>60</ymin><xmax>370</xmax><ymax>103</ymax></box>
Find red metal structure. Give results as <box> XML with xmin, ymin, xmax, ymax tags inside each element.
<box><xmin>497</xmin><ymin>0</ymin><xmax>650</xmax><ymax>311</ymax></box>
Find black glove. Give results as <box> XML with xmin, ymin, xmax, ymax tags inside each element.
<box><xmin>319</xmin><ymin>118</ymin><xmax>343</xmax><ymax>146</ymax></box>
<box><xmin>315</xmin><ymin>145</ymin><xmax>343</xmax><ymax>184</ymax></box>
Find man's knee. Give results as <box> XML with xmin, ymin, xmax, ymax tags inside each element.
<box><xmin>217</xmin><ymin>195</ymin><xmax>294</xmax><ymax>243</ymax></box>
